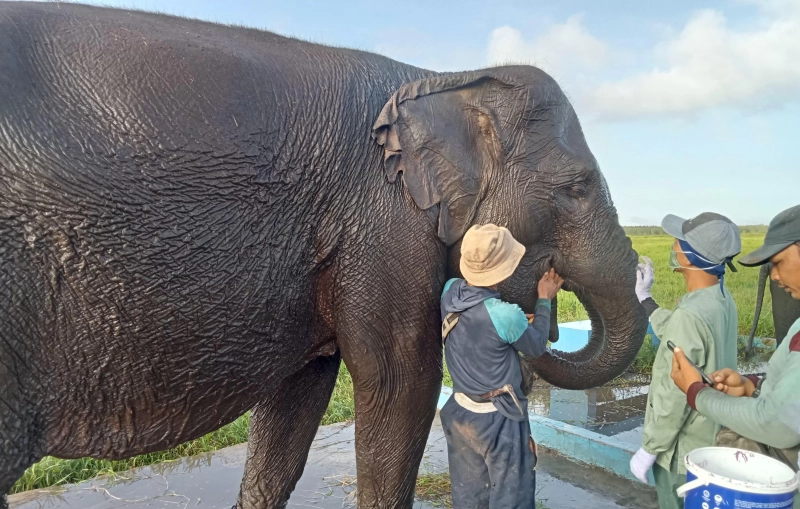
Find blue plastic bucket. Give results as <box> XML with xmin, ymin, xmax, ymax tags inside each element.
<box><xmin>677</xmin><ymin>447</ymin><xmax>798</xmax><ymax>509</ymax></box>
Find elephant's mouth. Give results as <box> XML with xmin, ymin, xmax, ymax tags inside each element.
<box><xmin>524</xmin><ymin>244</ymin><xmax>646</xmax><ymax>389</ymax></box>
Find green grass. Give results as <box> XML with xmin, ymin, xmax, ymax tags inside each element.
<box><xmin>13</xmin><ymin>233</ymin><xmax>772</xmax><ymax>494</ymax></box>
<box><xmin>556</xmin><ymin>233</ymin><xmax>773</xmax><ymax>338</ymax></box>
<box><xmin>321</xmin><ymin>363</ymin><xmax>355</xmax><ymax>426</ymax></box>
<box><xmin>633</xmin><ymin>233</ymin><xmax>774</xmax><ymax>338</ymax></box>
<box><xmin>629</xmin><ymin>335</ymin><xmax>658</xmax><ymax>375</ymax></box>
<box><xmin>556</xmin><ymin>233</ymin><xmax>773</xmax><ymax>376</ymax></box>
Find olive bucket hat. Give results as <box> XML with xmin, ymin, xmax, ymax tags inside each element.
<box><xmin>739</xmin><ymin>204</ymin><xmax>800</xmax><ymax>267</ymax></box>
<box><xmin>460</xmin><ymin>224</ymin><xmax>525</xmax><ymax>287</ymax></box>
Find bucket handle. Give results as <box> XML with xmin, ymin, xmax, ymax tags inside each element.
<box><xmin>676</xmin><ymin>478</ymin><xmax>707</xmax><ymax>498</ymax></box>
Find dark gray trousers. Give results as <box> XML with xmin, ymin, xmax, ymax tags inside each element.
<box><xmin>440</xmin><ymin>396</ymin><xmax>536</xmax><ymax>509</ymax></box>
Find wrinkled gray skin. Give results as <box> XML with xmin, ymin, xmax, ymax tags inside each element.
<box><xmin>0</xmin><ymin>3</ymin><xmax>646</xmax><ymax>508</ymax></box>
<box><xmin>748</xmin><ymin>264</ymin><xmax>800</xmax><ymax>351</ymax></box>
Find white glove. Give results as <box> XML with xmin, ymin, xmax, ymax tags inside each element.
<box><xmin>630</xmin><ymin>448</ymin><xmax>657</xmax><ymax>483</ymax></box>
<box><xmin>635</xmin><ymin>257</ymin><xmax>654</xmax><ymax>303</ymax></box>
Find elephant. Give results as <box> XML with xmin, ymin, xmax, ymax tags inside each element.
<box><xmin>747</xmin><ymin>263</ymin><xmax>800</xmax><ymax>351</ymax></box>
<box><xmin>0</xmin><ymin>3</ymin><xmax>647</xmax><ymax>508</ymax></box>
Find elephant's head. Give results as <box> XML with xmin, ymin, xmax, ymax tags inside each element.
<box><xmin>372</xmin><ymin>66</ymin><xmax>646</xmax><ymax>390</ymax></box>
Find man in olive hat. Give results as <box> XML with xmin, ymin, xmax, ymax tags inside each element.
<box><xmin>670</xmin><ymin>204</ymin><xmax>800</xmax><ymax>496</ymax></box>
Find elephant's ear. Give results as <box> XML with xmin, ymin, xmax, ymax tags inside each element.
<box><xmin>372</xmin><ymin>74</ymin><xmax>504</xmax><ymax>245</ymax></box>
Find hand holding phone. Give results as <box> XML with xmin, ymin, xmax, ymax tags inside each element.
<box><xmin>667</xmin><ymin>341</ymin><xmax>714</xmax><ymax>386</ymax></box>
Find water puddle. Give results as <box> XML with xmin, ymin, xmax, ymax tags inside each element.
<box><xmin>527</xmin><ymin>343</ymin><xmax>775</xmax><ymax>446</ymax></box>
<box><xmin>528</xmin><ymin>380</ymin><xmax>649</xmax><ymax>438</ymax></box>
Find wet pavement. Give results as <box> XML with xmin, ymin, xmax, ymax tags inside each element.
<box><xmin>9</xmin><ymin>414</ymin><xmax>657</xmax><ymax>509</ymax></box>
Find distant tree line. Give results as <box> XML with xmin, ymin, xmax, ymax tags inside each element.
<box><xmin>623</xmin><ymin>225</ymin><xmax>768</xmax><ymax>236</ymax></box>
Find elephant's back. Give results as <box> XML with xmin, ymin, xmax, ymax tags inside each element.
<box><xmin>0</xmin><ymin>2</ymin><xmax>432</xmax><ymax>235</ymax></box>
<box><xmin>0</xmin><ymin>2</ymin><xmax>431</xmax><ymax>172</ymax></box>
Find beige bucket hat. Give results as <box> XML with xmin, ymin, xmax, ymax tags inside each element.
<box><xmin>460</xmin><ymin>224</ymin><xmax>526</xmax><ymax>287</ymax></box>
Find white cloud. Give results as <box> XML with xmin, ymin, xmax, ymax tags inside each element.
<box><xmin>486</xmin><ymin>16</ymin><xmax>609</xmax><ymax>84</ymax></box>
<box><xmin>588</xmin><ymin>5</ymin><xmax>800</xmax><ymax>120</ymax></box>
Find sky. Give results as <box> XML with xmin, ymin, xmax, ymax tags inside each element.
<box><xmin>50</xmin><ymin>0</ymin><xmax>800</xmax><ymax>225</ymax></box>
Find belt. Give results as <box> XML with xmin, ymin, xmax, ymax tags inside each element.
<box><xmin>454</xmin><ymin>393</ymin><xmax>497</xmax><ymax>413</ymax></box>
<box><xmin>460</xmin><ymin>384</ymin><xmax>525</xmax><ymax>416</ymax></box>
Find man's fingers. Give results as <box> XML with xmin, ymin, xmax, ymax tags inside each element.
<box><xmin>671</xmin><ymin>348</ymin><xmax>688</xmax><ymax>374</ymax></box>
<box><xmin>670</xmin><ymin>352</ymin><xmax>681</xmax><ymax>380</ymax></box>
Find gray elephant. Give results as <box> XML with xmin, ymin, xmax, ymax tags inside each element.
<box><xmin>0</xmin><ymin>3</ymin><xmax>646</xmax><ymax>508</ymax></box>
<box><xmin>747</xmin><ymin>263</ymin><xmax>800</xmax><ymax>350</ymax></box>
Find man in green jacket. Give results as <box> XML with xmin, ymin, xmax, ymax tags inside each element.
<box><xmin>630</xmin><ymin>212</ymin><xmax>742</xmax><ymax>509</ymax></box>
<box><xmin>671</xmin><ymin>204</ymin><xmax>800</xmax><ymax>503</ymax></box>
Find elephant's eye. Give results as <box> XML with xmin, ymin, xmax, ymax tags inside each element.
<box><xmin>563</xmin><ymin>182</ymin><xmax>588</xmax><ymax>198</ymax></box>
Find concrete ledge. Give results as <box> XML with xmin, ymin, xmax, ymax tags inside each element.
<box><xmin>526</xmin><ymin>414</ymin><xmax>651</xmax><ymax>483</ymax></box>
<box><xmin>437</xmin><ymin>385</ymin><xmax>652</xmax><ymax>484</ymax></box>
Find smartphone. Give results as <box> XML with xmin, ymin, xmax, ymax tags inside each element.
<box><xmin>666</xmin><ymin>341</ymin><xmax>714</xmax><ymax>386</ymax></box>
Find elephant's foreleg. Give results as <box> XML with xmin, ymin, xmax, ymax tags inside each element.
<box><xmin>235</xmin><ymin>351</ymin><xmax>341</xmax><ymax>509</ymax></box>
<box><xmin>0</xmin><ymin>434</ymin><xmax>40</xmax><ymax>509</ymax></box>
<box><xmin>0</xmin><ymin>385</ymin><xmax>43</xmax><ymax>509</ymax></box>
<box><xmin>341</xmin><ymin>324</ymin><xmax>442</xmax><ymax>508</ymax></box>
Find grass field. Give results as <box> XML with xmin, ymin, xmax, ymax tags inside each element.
<box><xmin>559</xmin><ymin>233</ymin><xmax>775</xmax><ymax>337</ymax></box>
<box><xmin>12</xmin><ymin>233</ymin><xmax>773</xmax><ymax>494</ymax></box>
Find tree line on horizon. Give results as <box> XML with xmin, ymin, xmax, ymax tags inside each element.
<box><xmin>623</xmin><ymin>225</ymin><xmax>768</xmax><ymax>236</ymax></box>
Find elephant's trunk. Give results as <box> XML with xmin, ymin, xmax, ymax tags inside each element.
<box><xmin>528</xmin><ymin>231</ymin><xmax>647</xmax><ymax>389</ymax></box>
<box><xmin>529</xmin><ymin>287</ymin><xmax>646</xmax><ymax>389</ymax></box>
<box><xmin>747</xmin><ymin>263</ymin><xmax>770</xmax><ymax>355</ymax></box>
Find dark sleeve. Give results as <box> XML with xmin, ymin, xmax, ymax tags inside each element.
<box><xmin>512</xmin><ymin>299</ymin><xmax>551</xmax><ymax>358</ymax></box>
<box><xmin>640</xmin><ymin>297</ymin><xmax>660</xmax><ymax>318</ymax></box>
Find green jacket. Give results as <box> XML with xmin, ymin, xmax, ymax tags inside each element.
<box><xmin>693</xmin><ymin>318</ymin><xmax>800</xmax><ymax>505</ymax></box>
<box><xmin>695</xmin><ymin>318</ymin><xmax>800</xmax><ymax>451</ymax></box>
<box><xmin>642</xmin><ymin>285</ymin><xmax>739</xmax><ymax>474</ymax></box>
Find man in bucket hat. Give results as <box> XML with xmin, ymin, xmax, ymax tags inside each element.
<box><xmin>439</xmin><ymin>224</ymin><xmax>562</xmax><ymax>509</ymax></box>
<box><xmin>670</xmin><ymin>204</ymin><xmax>800</xmax><ymax>503</ymax></box>
<box><xmin>630</xmin><ymin>212</ymin><xmax>742</xmax><ymax>509</ymax></box>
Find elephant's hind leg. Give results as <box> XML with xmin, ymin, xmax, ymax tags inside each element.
<box><xmin>235</xmin><ymin>351</ymin><xmax>341</xmax><ymax>509</ymax></box>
